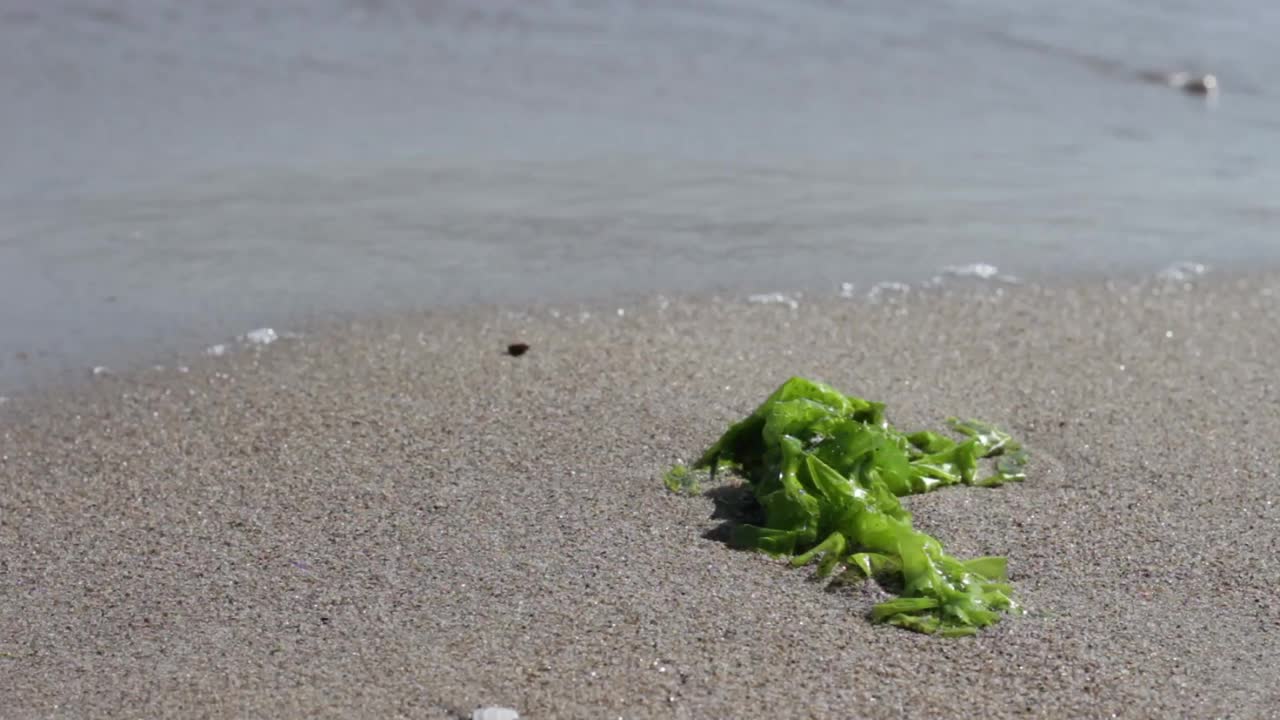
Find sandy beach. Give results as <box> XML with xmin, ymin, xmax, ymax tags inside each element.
<box><xmin>2</xmin><ymin>273</ymin><xmax>1278</xmax><ymax>718</ymax></box>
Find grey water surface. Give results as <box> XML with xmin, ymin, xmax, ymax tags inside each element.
<box><xmin>3</xmin><ymin>0</ymin><xmax>1279</xmax><ymax>390</ymax></box>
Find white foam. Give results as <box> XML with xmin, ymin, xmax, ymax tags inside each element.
<box><xmin>838</xmin><ymin>282</ymin><xmax>857</xmax><ymax>298</ymax></box>
<box><xmin>747</xmin><ymin>292</ymin><xmax>800</xmax><ymax>309</ymax></box>
<box><xmin>1157</xmin><ymin>261</ymin><xmax>1209</xmax><ymax>282</ymax></box>
<box><xmin>205</xmin><ymin>344</ymin><xmax>228</xmax><ymax>357</ymax></box>
<box><xmin>867</xmin><ymin>282</ymin><xmax>911</xmax><ymax>302</ymax></box>
<box><xmin>472</xmin><ymin>708</ymin><xmax>519</xmax><ymax>720</ymax></box>
<box><xmin>942</xmin><ymin>262</ymin><xmax>1000</xmax><ymax>280</ymax></box>
<box><xmin>941</xmin><ymin>262</ymin><xmax>1022</xmax><ymax>284</ymax></box>
<box><xmin>242</xmin><ymin>327</ymin><xmax>278</xmax><ymax>345</ymax></box>
<box><xmin>91</xmin><ymin>365</ymin><xmax>111</xmax><ymax>376</ymax></box>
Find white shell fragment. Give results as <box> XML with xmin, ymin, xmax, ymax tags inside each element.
<box><xmin>472</xmin><ymin>707</ymin><xmax>519</xmax><ymax>720</ymax></box>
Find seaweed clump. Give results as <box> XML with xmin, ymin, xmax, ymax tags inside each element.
<box><xmin>677</xmin><ymin>377</ymin><xmax>1028</xmax><ymax>636</ymax></box>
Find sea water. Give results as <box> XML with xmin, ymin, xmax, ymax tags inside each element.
<box><xmin>2</xmin><ymin>0</ymin><xmax>1278</xmax><ymax>389</ymax></box>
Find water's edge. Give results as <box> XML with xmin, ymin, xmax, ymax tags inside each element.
<box><xmin>0</xmin><ymin>259</ymin><xmax>1254</xmax><ymax>400</ymax></box>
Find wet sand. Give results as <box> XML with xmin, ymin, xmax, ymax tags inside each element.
<box><xmin>2</xmin><ymin>273</ymin><xmax>1278</xmax><ymax>718</ymax></box>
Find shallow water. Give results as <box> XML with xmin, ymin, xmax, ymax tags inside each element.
<box><xmin>2</xmin><ymin>0</ymin><xmax>1279</xmax><ymax>389</ymax></box>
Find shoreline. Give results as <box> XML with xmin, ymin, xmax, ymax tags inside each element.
<box><xmin>3</xmin><ymin>270</ymin><xmax>1278</xmax><ymax>718</ymax></box>
<box><xmin>0</xmin><ymin>258</ymin><xmax>1237</xmax><ymax>402</ymax></box>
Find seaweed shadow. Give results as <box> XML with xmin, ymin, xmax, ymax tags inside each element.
<box><xmin>699</xmin><ymin>481</ymin><xmax>763</xmax><ymax>545</ymax></box>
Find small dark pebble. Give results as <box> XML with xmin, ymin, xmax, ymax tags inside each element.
<box><xmin>507</xmin><ymin>343</ymin><xmax>530</xmax><ymax>357</ymax></box>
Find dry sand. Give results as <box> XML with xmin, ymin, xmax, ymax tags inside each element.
<box><xmin>2</xmin><ymin>273</ymin><xmax>1278</xmax><ymax>719</ymax></box>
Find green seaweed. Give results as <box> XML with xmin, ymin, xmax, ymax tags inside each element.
<box><xmin>680</xmin><ymin>377</ymin><xmax>1027</xmax><ymax>636</ymax></box>
<box><xmin>663</xmin><ymin>464</ymin><xmax>702</xmax><ymax>495</ymax></box>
